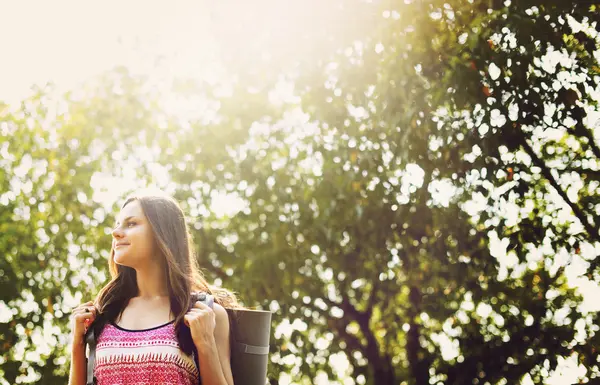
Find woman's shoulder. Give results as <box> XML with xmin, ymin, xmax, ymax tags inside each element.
<box><xmin>212</xmin><ymin>303</ymin><xmax>229</xmax><ymax>321</ymax></box>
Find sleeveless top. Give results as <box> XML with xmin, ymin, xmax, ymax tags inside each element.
<box><xmin>94</xmin><ymin>320</ymin><xmax>200</xmax><ymax>385</ymax></box>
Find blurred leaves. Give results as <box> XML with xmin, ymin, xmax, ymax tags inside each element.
<box><xmin>1</xmin><ymin>1</ymin><xmax>600</xmax><ymax>384</ymax></box>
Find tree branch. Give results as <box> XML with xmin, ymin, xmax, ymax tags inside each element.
<box><xmin>560</xmin><ymin>166</ymin><xmax>600</xmax><ymax>181</ymax></box>
<box><xmin>571</xmin><ymin>121</ymin><xmax>600</xmax><ymax>160</ymax></box>
<box><xmin>340</xmin><ymin>296</ymin><xmax>396</xmax><ymax>383</ymax></box>
<box><xmin>406</xmin><ymin>286</ymin><xmax>429</xmax><ymax>385</ymax></box>
<box><xmin>303</xmin><ymin>300</ymin><xmax>366</xmax><ymax>379</ymax></box>
<box><xmin>516</xmin><ymin>129</ymin><xmax>599</xmax><ymax>239</ymax></box>
<box><xmin>202</xmin><ymin>263</ymin><xmax>228</xmax><ymax>281</ymax></box>
<box><xmin>367</xmin><ymin>278</ymin><xmax>381</xmax><ymax>312</ymax></box>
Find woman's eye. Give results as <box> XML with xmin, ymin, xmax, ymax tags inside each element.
<box><xmin>127</xmin><ymin>222</ymin><xmax>136</xmax><ymax>227</ymax></box>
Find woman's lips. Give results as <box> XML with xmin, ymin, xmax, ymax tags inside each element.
<box><xmin>115</xmin><ymin>244</ymin><xmax>129</xmax><ymax>248</ymax></box>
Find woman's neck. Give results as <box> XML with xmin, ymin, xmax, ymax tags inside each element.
<box><xmin>134</xmin><ymin>262</ymin><xmax>169</xmax><ymax>298</ymax></box>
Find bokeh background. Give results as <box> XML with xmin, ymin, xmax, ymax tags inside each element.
<box><xmin>1</xmin><ymin>1</ymin><xmax>600</xmax><ymax>384</ymax></box>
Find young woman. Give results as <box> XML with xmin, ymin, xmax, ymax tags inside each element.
<box><xmin>68</xmin><ymin>191</ymin><xmax>237</xmax><ymax>385</ymax></box>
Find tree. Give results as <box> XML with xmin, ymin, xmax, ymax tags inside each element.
<box><xmin>192</xmin><ymin>0</ymin><xmax>600</xmax><ymax>383</ymax></box>
<box><xmin>1</xmin><ymin>1</ymin><xmax>599</xmax><ymax>384</ymax></box>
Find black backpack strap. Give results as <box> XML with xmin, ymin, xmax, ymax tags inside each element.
<box><xmin>191</xmin><ymin>292</ymin><xmax>214</xmax><ymax>309</ymax></box>
<box><xmin>189</xmin><ymin>292</ymin><xmax>214</xmax><ymax>384</ymax></box>
<box><xmin>85</xmin><ymin>327</ymin><xmax>97</xmax><ymax>385</ymax></box>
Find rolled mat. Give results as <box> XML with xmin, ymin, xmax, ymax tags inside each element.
<box><xmin>226</xmin><ymin>308</ymin><xmax>272</xmax><ymax>385</ymax></box>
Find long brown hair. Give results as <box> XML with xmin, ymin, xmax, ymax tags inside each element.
<box><xmin>91</xmin><ymin>191</ymin><xmax>240</xmax><ymax>355</ymax></box>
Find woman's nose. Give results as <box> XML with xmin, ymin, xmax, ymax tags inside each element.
<box><xmin>112</xmin><ymin>227</ymin><xmax>124</xmax><ymax>238</ymax></box>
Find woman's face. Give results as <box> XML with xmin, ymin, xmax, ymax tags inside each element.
<box><xmin>111</xmin><ymin>200</ymin><xmax>158</xmax><ymax>269</ymax></box>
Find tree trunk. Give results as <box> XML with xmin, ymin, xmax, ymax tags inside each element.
<box><xmin>406</xmin><ymin>286</ymin><xmax>429</xmax><ymax>385</ymax></box>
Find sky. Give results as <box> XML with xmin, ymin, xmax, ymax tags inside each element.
<box><xmin>0</xmin><ymin>0</ymin><xmax>217</xmax><ymax>104</ymax></box>
<box><xmin>0</xmin><ymin>1</ymin><xmax>598</xmax><ymax>384</ymax></box>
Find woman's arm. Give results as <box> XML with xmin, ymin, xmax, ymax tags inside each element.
<box><xmin>195</xmin><ymin>303</ymin><xmax>234</xmax><ymax>385</ymax></box>
<box><xmin>68</xmin><ymin>301</ymin><xmax>96</xmax><ymax>385</ymax></box>
<box><xmin>68</xmin><ymin>340</ymin><xmax>86</xmax><ymax>385</ymax></box>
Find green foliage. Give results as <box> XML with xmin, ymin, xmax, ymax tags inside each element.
<box><xmin>1</xmin><ymin>1</ymin><xmax>599</xmax><ymax>384</ymax></box>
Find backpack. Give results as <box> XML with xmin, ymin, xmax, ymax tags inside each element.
<box><xmin>85</xmin><ymin>292</ymin><xmax>272</xmax><ymax>385</ymax></box>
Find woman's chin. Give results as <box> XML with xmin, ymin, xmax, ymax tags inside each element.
<box><xmin>113</xmin><ymin>252</ymin><xmax>130</xmax><ymax>266</ymax></box>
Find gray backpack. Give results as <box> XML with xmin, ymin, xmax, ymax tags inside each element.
<box><xmin>85</xmin><ymin>292</ymin><xmax>272</xmax><ymax>385</ymax></box>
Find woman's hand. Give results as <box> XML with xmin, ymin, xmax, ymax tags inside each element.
<box><xmin>69</xmin><ymin>301</ymin><xmax>97</xmax><ymax>346</ymax></box>
<box><xmin>184</xmin><ymin>301</ymin><xmax>216</xmax><ymax>349</ymax></box>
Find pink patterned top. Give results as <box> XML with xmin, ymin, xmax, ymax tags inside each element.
<box><xmin>94</xmin><ymin>320</ymin><xmax>199</xmax><ymax>385</ymax></box>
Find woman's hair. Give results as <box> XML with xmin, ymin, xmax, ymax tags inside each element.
<box><xmin>91</xmin><ymin>190</ymin><xmax>240</xmax><ymax>355</ymax></box>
